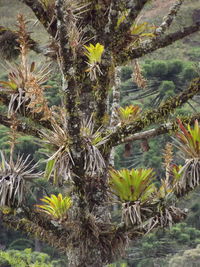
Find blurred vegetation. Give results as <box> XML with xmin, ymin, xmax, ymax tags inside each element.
<box><xmin>0</xmin><ymin>248</ymin><xmax>66</xmax><ymax>267</ymax></box>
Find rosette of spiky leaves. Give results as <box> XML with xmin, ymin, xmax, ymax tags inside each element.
<box><xmin>0</xmin><ymin>151</ymin><xmax>41</xmax><ymax>207</ymax></box>
<box><xmin>64</xmin><ymin>0</ymin><xmax>91</xmax><ymax>20</ymax></box>
<box><xmin>174</xmin><ymin>119</ymin><xmax>200</xmax><ymax>159</ymax></box>
<box><xmin>35</xmin><ymin>193</ymin><xmax>72</xmax><ymax>221</ymax></box>
<box><xmin>0</xmin><ymin>60</ymin><xmax>51</xmax><ymax>118</ymax></box>
<box><xmin>154</xmin><ymin>179</ymin><xmax>174</xmax><ymax>205</ymax></box>
<box><xmin>109</xmin><ymin>168</ymin><xmax>156</xmax><ymax>226</ymax></box>
<box><xmin>172</xmin><ymin>120</ymin><xmax>200</xmax><ymax>193</ymax></box>
<box><xmin>117</xmin><ymin>105</ymin><xmax>141</xmax><ymax>124</ymax></box>
<box><xmin>176</xmin><ymin>158</ymin><xmax>200</xmax><ymax>194</ymax></box>
<box><xmin>41</xmin><ymin>120</ymin><xmax>73</xmax><ymax>184</ymax></box>
<box><xmin>109</xmin><ymin>168</ymin><xmax>155</xmax><ymax>202</ymax></box>
<box><xmin>84</xmin><ymin>43</ymin><xmax>104</xmax><ymax>80</ymax></box>
<box><xmin>130</xmin><ymin>22</ymin><xmax>155</xmax><ymax>47</ymax></box>
<box><xmin>81</xmin><ymin>117</ymin><xmax>108</xmax><ymax>176</ymax></box>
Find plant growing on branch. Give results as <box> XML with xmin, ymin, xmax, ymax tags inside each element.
<box><xmin>84</xmin><ymin>43</ymin><xmax>104</xmax><ymax>80</ymax></box>
<box><xmin>35</xmin><ymin>193</ymin><xmax>72</xmax><ymax>220</ymax></box>
<box><xmin>0</xmin><ymin>0</ymin><xmax>200</xmax><ymax>266</ymax></box>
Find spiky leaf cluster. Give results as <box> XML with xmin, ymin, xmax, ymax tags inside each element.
<box><xmin>174</xmin><ymin>119</ymin><xmax>200</xmax><ymax>159</ymax></box>
<box><xmin>117</xmin><ymin>105</ymin><xmax>141</xmax><ymax>124</ymax></box>
<box><xmin>109</xmin><ymin>168</ymin><xmax>155</xmax><ymax>203</ymax></box>
<box><xmin>0</xmin><ymin>152</ymin><xmax>41</xmax><ymax>207</ymax></box>
<box><xmin>84</xmin><ymin>43</ymin><xmax>104</xmax><ymax>80</ymax></box>
<box><xmin>36</xmin><ymin>193</ymin><xmax>72</xmax><ymax>220</ymax></box>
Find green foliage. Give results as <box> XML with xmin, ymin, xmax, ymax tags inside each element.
<box><xmin>185</xmin><ymin>47</ymin><xmax>200</xmax><ymax>61</ymax></box>
<box><xmin>84</xmin><ymin>43</ymin><xmax>104</xmax><ymax>65</ymax></box>
<box><xmin>109</xmin><ymin>168</ymin><xmax>155</xmax><ymax>202</ymax></box>
<box><xmin>0</xmin><ymin>248</ymin><xmax>56</xmax><ymax>267</ymax></box>
<box><xmin>159</xmin><ymin>80</ymin><xmax>175</xmax><ymax>95</ymax></box>
<box><xmin>117</xmin><ymin>105</ymin><xmax>141</xmax><ymax>124</ymax></box>
<box><xmin>169</xmin><ymin>244</ymin><xmax>200</xmax><ymax>267</ymax></box>
<box><xmin>127</xmin><ymin>222</ymin><xmax>200</xmax><ymax>266</ymax></box>
<box><xmin>182</xmin><ymin>66</ymin><xmax>197</xmax><ymax>81</ymax></box>
<box><xmin>167</xmin><ymin>60</ymin><xmax>183</xmax><ymax>76</ymax></box>
<box><xmin>144</xmin><ymin>60</ymin><xmax>168</xmax><ymax>78</ymax></box>
<box><xmin>36</xmin><ymin>193</ymin><xmax>72</xmax><ymax>220</ymax></box>
<box><xmin>120</xmin><ymin>66</ymin><xmax>132</xmax><ymax>82</ymax></box>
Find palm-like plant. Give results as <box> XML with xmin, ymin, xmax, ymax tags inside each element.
<box><xmin>35</xmin><ymin>193</ymin><xmax>72</xmax><ymax>221</ymax></box>
<box><xmin>109</xmin><ymin>168</ymin><xmax>155</xmax><ymax>226</ymax></box>
<box><xmin>0</xmin><ymin>151</ymin><xmax>41</xmax><ymax>207</ymax></box>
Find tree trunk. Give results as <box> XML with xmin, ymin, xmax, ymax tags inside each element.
<box><xmin>67</xmin><ymin>245</ymin><xmax>104</xmax><ymax>267</ymax></box>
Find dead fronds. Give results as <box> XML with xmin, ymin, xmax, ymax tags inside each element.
<box><xmin>0</xmin><ymin>151</ymin><xmax>41</xmax><ymax>207</ymax></box>
<box><xmin>133</xmin><ymin>60</ymin><xmax>147</xmax><ymax>89</ymax></box>
<box><xmin>0</xmin><ymin>15</ymin><xmax>52</xmax><ymax>120</ymax></box>
<box><xmin>81</xmin><ymin>116</ymin><xmax>108</xmax><ymax>176</ymax></box>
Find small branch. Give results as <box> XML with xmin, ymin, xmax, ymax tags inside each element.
<box><xmin>0</xmin><ymin>93</ymin><xmax>52</xmax><ymax>131</ymax></box>
<box><xmin>154</xmin><ymin>0</ymin><xmax>184</xmax><ymax>37</ymax></box>
<box><xmin>20</xmin><ymin>0</ymin><xmax>57</xmax><ymax>37</ymax></box>
<box><xmin>0</xmin><ymin>113</ymin><xmax>42</xmax><ymax>138</ymax></box>
<box><xmin>106</xmin><ymin>78</ymin><xmax>200</xmax><ymax>148</ymax></box>
<box><xmin>116</xmin><ymin>23</ymin><xmax>200</xmax><ymax>65</ymax></box>
<box><xmin>0</xmin><ymin>26</ymin><xmax>54</xmax><ymax>60</ymax></box>
<box><xmin>117</xmin><ymin>0</ymin><xmax>149</xmax><ymax>34</ymax></box>
<box><xmin>109</xmin><ymin>67</ymin><xmax>121</xmax><ymax>166</ymax></box>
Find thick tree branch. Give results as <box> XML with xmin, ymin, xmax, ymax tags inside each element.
<box><xmin>123</xmin><ymin>113</ymin><xmax>200</xmax><ymax>144</ymax></box>
<box><xmin>108</xmin><ymin>0</ymin><xmax>149</xmax><ymax>50</ymax></box>
<box><xmin>0</xmin><ymin>209</ymin><xmax>70</xmax><ymax>254</ymax></box>
<box><xmin>116</xmin><ymin>23</ymin><xmax>200</xmax><ymax>65</ymax></box>
<box><xmin>0</xmin><ymin>113</ymin><xmax>43</xmax><ymax>138</ymax></box>
<box><xmin>118</xmin><ymin>0</ymin><xmax>150</xmax><ymax>33</ymax></box>
<box><xmin>0</xmin><ymin>93</ymin><xmax>52</xmax><ymax>131</ymax></box>
<box><xmin>20</xmin><ymin>0</ymin><xmax>57</xmax><ymax>37</ymax></box>
<box><xmin>106</xmin><ymin>78</ymin><xmax>200</xmax><ymax>148</ymax></box>
<box><xmin>154</xmin><ymin>0</ymin><xmax>184</xmax><ymax>37</ymax></box>
<box><xmin>0</xmin><ymin>26</ymin><xmax>54</xmax><ymax>60</ymax></box>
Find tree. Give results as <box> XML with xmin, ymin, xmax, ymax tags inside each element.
<box><xmin>0</xmin><ymin>0</ymin><xmax>200</xmax><ymax>266</ymax></box>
